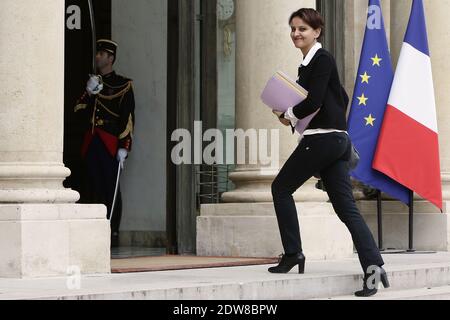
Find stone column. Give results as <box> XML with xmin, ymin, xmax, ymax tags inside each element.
<box><xmin>389</xmin><ymin>0</ymin><xmax>450</xmax><ymax>202</ymax></box>
<box><xmin>0</xmin><ymin>0</ymin><xmax>110</xmax><ymax>278</ymax></box>
<box><xmin>423</xmin><ymin>0</ymin><xmax>450</xmax><ymax>202</ymax></box>
<box><xmin>344</xmin><ymin>0</ymin><xmax>390</xmax><ymax>93</ymax></box>
<box><xmin>390</xmin><ymin>0</ymin><xmax>409</xmax><ymax>68</ymax></box>
<box><xmin>341</xmin><ymin>0</ymin><xmax>391</xmax><ymax>201</ymax></box>
<box><xmin>0</xmin><ymin>2</ymin><xmax>78</xmax><ymax>204</ymax></box>
<box><xmin>221</xmin><ymin>0</ymin><xmax>328</xmax><ymax>203</ymax></box>
<box><xmin>197</xmin><ymin>0</ymin><xmax>354</xmax><ymax>260</ymax></box>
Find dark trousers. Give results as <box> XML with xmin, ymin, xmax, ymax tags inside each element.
<box><xmin>271</xmin><ymin>132</ymin><xmax>384</xmax><ymax>273</ymax></box>
<box><xmin>85</xmin><ymin>135</ymin><xmax>122</xmax><ymax>234</ymax></box>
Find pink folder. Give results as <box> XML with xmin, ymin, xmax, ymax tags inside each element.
<box><xmin>261</xmin><ymin>71</ymin><xmax>319</xmax><ymax>134</ymax></box>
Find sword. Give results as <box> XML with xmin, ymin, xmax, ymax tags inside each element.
<box><xmin>109</xmin><ymin>162</ymin><xmax>122</xmax><ymax>222</ymax></box>
<box><xmin>87</xmin><ymin>0</ymin><xmax>97</xmax><ymax>75</ymax></box>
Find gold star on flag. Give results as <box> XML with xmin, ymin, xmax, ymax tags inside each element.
<box><xmin>371</xmin><ymin>54</ymin><xmax>382</xmax><ymax>67</ymax></box>
<box><xmin>365</xmin><ymin>114</ymin><xmax>376</xmax><ymax>126</ymax></box>
<box><xmin>360</xmin><ymin>72</ymin><xmax>371</xmax><ymax>84</ymax></box>
<box><xmin>357</xmin><ymin>93</ymin><xmax>368</xmax><ymax>106</ymax></box>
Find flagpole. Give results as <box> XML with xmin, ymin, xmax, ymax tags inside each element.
<box><xmin>403</xmin><ymin>189</ymin><xmax>436</xmax><ymax>254</ymax></box>
<box><xmin>376</xmin><ymin>190</ymin><xmax>404</xmax><ymax>254</ymax></box>
<box><xmin>376</xmin><ymin>190</ymin><xmax>385</xmax><ymax>251</ymax></box>
<box><xmin>407</xmin><ymin>189</ymin><xmax>416</xmax><ymax>252</ymax></box>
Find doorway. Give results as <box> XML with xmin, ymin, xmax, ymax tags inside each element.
<box><xmin>64</xmin><ymin>0</ymin><xmax>170</xmax><ymax>258</ymax></box>
<box><xmin>64</xmin><ymin>0</ymin><xmax>224</xmax><ymax>260</ymax></box>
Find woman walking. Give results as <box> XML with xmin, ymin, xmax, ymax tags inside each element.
<box><xmin>269</xmin><ymin>8</ymin><xmax>389</xmax><ymax>298</ymax></box>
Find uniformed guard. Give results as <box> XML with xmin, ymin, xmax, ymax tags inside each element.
<box><xmin>74</xmin><ymin>39</ymin><xmax>135</xmax><ymax>248</ymax></box>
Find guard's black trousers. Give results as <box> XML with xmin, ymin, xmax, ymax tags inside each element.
<box><xmin>85</xmin><ymin>134</ymin><xmax>122</xmax><ymax>234</ymax></box>
<box><xmin>271</xmin><ymin>132</ymin><xmax>384</xmax><ymax>273</ymax></box>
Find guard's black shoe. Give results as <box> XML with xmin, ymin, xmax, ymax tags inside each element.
<box><xmin>268</xmin><ymin>253</ymin><xmax>306</xmax><ymax>274</ymax></box>
<box><xmin>355</xmin><ymin>267</ymin><xmax>390</xmax><ymax>297</ymax></box>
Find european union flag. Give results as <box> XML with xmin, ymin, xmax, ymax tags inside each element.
<box><xmin>348</xmin><ymin>0</ymin><xmax>409</xmax><ymax>204</ymax></box>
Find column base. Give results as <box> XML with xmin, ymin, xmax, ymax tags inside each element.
<box><xmin>0</xmin><ymin>163</ymin><xmax>80</xmax><ymax>203</ymax></box>
<box><xmin>222</xmin><ymin>169</ymin><xmax>329</xmax><ymax>203</ymax></box>
<box><xmin>197</xmin><ymin>202</ymin><xmax>354</xmax><ymax>260</ymax></box>
<box><xmin>442</xmin><ymin>173</ymin><xmax>450</xmax><ymax>202</ymax></box>
<box><xmin>359</xmin><ymin>201</ymin><xmax>450</xmax><ymax>252</ymax></box>
<box><xmin>0</xmin><ymin>189</ymin><xmax>80</xmax><ymax>204</ymax></box>
<box><xmin>0</xmin><ymin>204</ymin><xmax>111</xmax><ymax>278</ymax></box>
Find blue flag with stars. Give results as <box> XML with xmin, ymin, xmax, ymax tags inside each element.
<box><xmin>348</xmin><ymin>0</ymin><xmax>409</xmax><ymax>204</ymax></box>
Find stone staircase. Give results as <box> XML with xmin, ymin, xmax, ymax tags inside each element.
<box><xmin>197</xmin><ymin>202</ymin><xmax>355</xmax><ymax>260</ymax></box>
<box><xmin>323</xmin><ymin>286</ymin><xmax>450</xmax><ymax>300</ymax></box>
<box><xmin>2</xmin><ymin>252</ymin><xmax>450</xmax><ymax>300</ymax></box>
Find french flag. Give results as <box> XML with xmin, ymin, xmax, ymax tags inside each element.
<box><xmin>373</xmin><ymin>0</ymin><xmax>443</xmax><ymax>210</ymax></box>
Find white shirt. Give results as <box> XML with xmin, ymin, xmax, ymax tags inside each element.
<box><xmin>301</xmin><ymin>41</ymin><xmax>323</xmax><ymax>67</ymax></box>
<box><xmin>283</xmin><ymin>42</ymin><xmax>348</xmax><ymax>136</ymax></box>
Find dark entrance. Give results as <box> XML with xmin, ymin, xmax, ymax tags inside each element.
<box><xmin>64</xmin><ymin>0</ymin><xmax>111</xmax><ymax>200</ymax></box>
<box><xmin>64</xmin><ymin>0</ymin><xmax>175</xmax><ymax>257</ymax></box>
<box><xmin>64</xmin><ymin>0</ymin><xmax>219</xmax><ymax>257</ymax></box>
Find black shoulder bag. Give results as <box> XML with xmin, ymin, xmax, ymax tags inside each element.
<box><xmin>340</xmin><ymin>85</ymin><xmax>360</xmax><ymax>170</ymax></box>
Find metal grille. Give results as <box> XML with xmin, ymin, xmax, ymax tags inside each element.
<box><xmin>195</xmin><ymin>164</ymin><xmax>234</xmax><ymax>206</ymax></box>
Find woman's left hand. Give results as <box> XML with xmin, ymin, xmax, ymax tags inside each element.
<box><xmin>272</xmin><ymin>110</ymin><xmax>284</xmax><ymax>118</ymax></box>
<box><xmin>272</xmin><ymin>110</ymin><xmax>291</xmax><ymax>126</ymax></box>
<box><xmin>279</xmin><ymin>117</ymin><xmax>291</xmax><ymax>127</ymax></box>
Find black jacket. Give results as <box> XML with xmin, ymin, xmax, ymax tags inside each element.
<box><xmin>74</xmin><ymin>71</ymin><xmax>135</xmax><ymax>151</ymax></box>
<box><xmin>292</xmin><ymin>48</ymin><xmax>349</xmax><ymax>131</ymax></box>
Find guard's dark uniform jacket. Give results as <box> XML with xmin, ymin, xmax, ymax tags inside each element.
<box><xmin>75</xmin><ymin>71</ymin><xmax>135</xmax><ymax>158</ymax></box>
<box><xmin>74</xmin><ymin>71</ymin><xmax>135</xmax><ymax>241</ymax></box>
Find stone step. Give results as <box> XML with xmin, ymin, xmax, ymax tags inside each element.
<box><xmin>200</xmin><ymin>202</ymin><xmax>336</xmax><ymax>217</ymax></box>
<box><xmin>1</xmin><ymin>253</ymin><xmax>450</xmax><ymax>300</ymax></box>
<box><xmin>197</xmin><ymin>202</ymin><xmax>450</xmax><ymax>259</ymax></box>
<box><xmin>201</xmin><ymin>201</ymin><xmax>450</xmax><ymax>217</ymax></box>
<box><xmin>320</xmin><ymin>286</ymin><xmax>450</xmax><ymax>300</ymax></box>
<box><xmin>361</xmin><ymin>211</ymin><xmax>450</xmax><ymax>252</ymax></box>
<box><xmin>197</xmin><ymin>213</ymin><xmax>354</xmax><ymax>260</ymax></box>
<box><xmin>357</xmin><ymin>200</ymin><xmax>449</xmax><ymax>215</ymax></box>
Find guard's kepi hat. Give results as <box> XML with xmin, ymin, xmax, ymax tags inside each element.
<box><xmin>97</xmin><ymin>39</ymin><xmax>118</xmax><ymax>56</ymax></box>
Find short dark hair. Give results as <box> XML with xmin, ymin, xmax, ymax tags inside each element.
<box><xmin>289</xmin><ymin>8</ymin><xmax>325</xmax><ymax>40</ymax></box>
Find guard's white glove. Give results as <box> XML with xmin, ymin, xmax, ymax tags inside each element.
<box><xmin>86</xmin><ymin>75</ymin><xmax>103</xmax><ymax>95</ymax></box>
<box><xmin>117</xmin><ymin>148</ymin><xmax>128</xmax><ymax>170</ymax></box>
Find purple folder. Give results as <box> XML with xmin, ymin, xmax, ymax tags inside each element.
<box><xmin>261</xmin><ymin>71</ymin><xmax>319</xmax><ymax>134</ymax></box>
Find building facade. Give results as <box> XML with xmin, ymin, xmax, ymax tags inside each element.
<box><xmin>0</xmin><ymin>0</ymin><xmax>449</xmax><ymax>278</ymax></box>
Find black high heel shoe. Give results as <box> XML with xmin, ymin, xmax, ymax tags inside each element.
<box><xmin>268</xmin><ymin>253</ymin><xmax>306</xmax><ymax>274</ymax></box>
<box><xmin>354</xmin><ymin>267</ymin><xmax>390</xmax><ymax>297</ymax></box>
